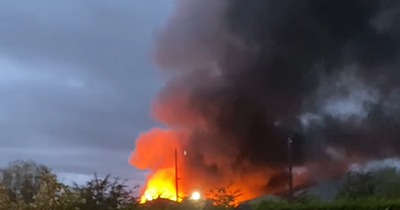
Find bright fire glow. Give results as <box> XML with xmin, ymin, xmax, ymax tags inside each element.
<box><xmin>129</xmin><ymin>128</ymin><xmax>186</xmax><ymax>204</ymax></box>
<box><xmin>191</xmin><ymin>191</ymin><xmax>201</xmax><ymax>200</ymax></box>
<box><xmin>139</xmin><ymin>167</ymin><xmax>182</xmax><ymax>203</ymax></box>
<box><xmin>129</xmin><ymin>105</ymin><xmax>308</xmax><ymax>204</ymax></box>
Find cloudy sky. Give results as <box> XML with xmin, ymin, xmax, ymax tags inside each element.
<box><xmin>0</xmin><ymin>0</ymin><xmax>174</xmax><ymax>186</ymax></box>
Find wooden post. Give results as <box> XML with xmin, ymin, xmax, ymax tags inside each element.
<box><xmin>175</xmin><ymin>148</ymin><xmax>179</xmax><ymax>202</ymax></box>
<box><xmin>287</xmin><ymin>137</ymin><xmax>293</xmax><ymax>200</ymax></box>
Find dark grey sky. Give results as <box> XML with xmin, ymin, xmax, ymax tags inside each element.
<box><xmin>0</xmin><ymin>0</ymin><xmax>174</xmax><ymax>185</ymax></box>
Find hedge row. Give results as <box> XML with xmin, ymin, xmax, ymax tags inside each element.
<box><xmin>136</xmin><ymin>199</ymin><xmax>400</xmax><ymax>210</ymax></box>
<box><xmin>254</xmin><ymin>199</ymin><xmax>400</xmax><ymax>210</ymax></box>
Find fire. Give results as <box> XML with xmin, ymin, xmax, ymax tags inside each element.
<box><xmin>140</xmin><ymin>167</ymin><xmax>181</xmax><ymax>203</ymax></box>
<box><xmin>129</xmin><ymin>126</ymin><xmax>296</xmax><ymax>204</ymax></box>
<box><xmin>191</xmin><ymin>191</ymin><xmax>201</xmax><ymax>200</ymax></box>
<box><xmin>128</xmin><ymin>90</ymin><xmax>310</xmax><ymax>204</ymax></box>
<box><xmin>129</xmin><ymin>127</ymin><xmax>188</xmax><ymax>203</ymax></box>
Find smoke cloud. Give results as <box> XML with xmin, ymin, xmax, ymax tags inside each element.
<box><xmin>131</xmin><ymin>0</ymin><xmax>400</xmax><ymax>200</ymax></box>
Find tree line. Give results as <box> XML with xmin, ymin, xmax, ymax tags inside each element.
<box><xmin>1</xmin><ymin>159</ymin><xmax>400</xmax><ymax>210</ymax></box>
<box><xmin>0</xmin><ymin>160</ymin><xmax>138</xmax><ymax>210</ymax></box>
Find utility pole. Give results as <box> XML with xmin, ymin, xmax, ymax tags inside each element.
<box><xmin>287</xmin><ymin>137</ymin><xmax>293</xmax><ymax>200</ymax></box>
<box><xmin>175</xmin><ymin>148</ymin><xmax>179</xmax><ymax>202</ymax></box>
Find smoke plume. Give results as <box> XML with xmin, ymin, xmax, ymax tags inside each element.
<box><xmin>130</xmin><ymin>0</ymin><xmax>400</xmax><ymax>200</ymax></box>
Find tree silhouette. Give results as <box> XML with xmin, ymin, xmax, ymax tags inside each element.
<box><xmin>206</xmin><ymin>183</ymin><xmax>243</xmax><ymax>208</ymax></box>
<box><xmin>0</xmin><ymin>160</ymin><xmax>52</xmax><ymax>205</ymax></box>
<box><xmin>73</xmin><ymin>173</ymin><xmax>139</xmax><ymax>210</ymax></box>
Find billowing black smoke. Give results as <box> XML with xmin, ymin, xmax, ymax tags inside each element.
<box><xmin>151</xmin><ymin>0</ymin><xmax>400</xmax><ymax>194</ymax></box>
<box><xmin>214</xmin><ymin>0</ymin><xmax>400</xmax><ymax>163</ymax></box>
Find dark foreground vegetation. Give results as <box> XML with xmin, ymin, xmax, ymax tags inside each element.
<box><xmin>1</xmin><ymin>160</ymin><xmax>400</xmax><ymax>210</ymax></box>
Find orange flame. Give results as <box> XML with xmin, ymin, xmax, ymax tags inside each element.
<box><xmin>128</xmin><ymin>127</ymin><xmax>290</xmax><ymax>203</ymax></box>
<box><xmin>129</xmin><ymin>127</ymin><xmax>187</xmax><ymax>203</ymax></box>
<box><xmin>128</xmin><ymin>91</ymin><xmax>311</xmax><ymax>204</ymax></box>
<box><xmin>140</xmin><ymin>167</ymin><xmax>181</xmax><ymax>203</ymax></box>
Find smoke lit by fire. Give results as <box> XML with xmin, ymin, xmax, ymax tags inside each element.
<box><xmin>130</xmin><ymin>0</ymin><xmax>400</xmax><ymax>203</ymax></box>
